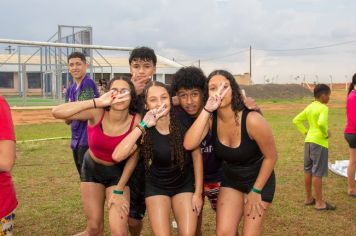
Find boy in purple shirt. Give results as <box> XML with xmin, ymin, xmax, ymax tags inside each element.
<box><xmin>66</xmin><ymin>52</ymin><xmax>99</xmax><ymax>175</ymax></box>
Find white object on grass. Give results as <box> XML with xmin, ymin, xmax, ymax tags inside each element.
<box><xmin>328</xmin><ymin>160</ymin><xmax>356</xmax><ymax>180</ymax></box>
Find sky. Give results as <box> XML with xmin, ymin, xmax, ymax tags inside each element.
<box><xmin>1</xmin><ymin>0</ymin><xmax>356</xmax><ymax>84</ymax></box>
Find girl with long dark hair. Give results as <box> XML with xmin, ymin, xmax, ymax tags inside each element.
<box><xmin>114</xmin><ymin>81</ymin><xmax>203</xmax><ymax>236</ymax></box>
<box><xmin>184</xmin><ymin>70</ymin><xmax>277</xmax><ymax>235</ymax></box>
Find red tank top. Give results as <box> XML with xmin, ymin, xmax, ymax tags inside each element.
<box><xmin>87</xmin><ymin>111</ymin><xmax>136</xmax><ymax>163</ymax></box>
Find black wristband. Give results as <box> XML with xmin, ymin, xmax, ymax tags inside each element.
<box><xmin>203</xmin><ymin>106</ymin><xmax>212</xmax><ymax>113</ymax></box>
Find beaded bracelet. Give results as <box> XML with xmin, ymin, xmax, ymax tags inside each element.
<box><xmin>136</xmin><ymin>123</ymin><xmax>146</xmax><ymax>135</ymax></box>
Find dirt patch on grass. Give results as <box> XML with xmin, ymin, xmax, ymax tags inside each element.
<box><xmin>11</xmin><ymin>108</ymin><xmax>61</xmax><ymax>125</ymax></box>
<box><xmin>241</xmin><ymin>84</ymin><xmax>312</xmax><ymax>99</ymax></box>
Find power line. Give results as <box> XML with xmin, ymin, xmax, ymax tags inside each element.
<box><xmin>200</xmin><ymin>48</ymin><xmax>249</xmax><ymax>61</ymax></box>
<box><xmin>254</xmin><ymin>40</ymin><xmax>356</xmax><ymax>52</ymax></box>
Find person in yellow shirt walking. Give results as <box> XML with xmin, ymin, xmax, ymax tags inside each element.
<box><xmin>293</xmin><ymin>84</ymin><xmax>336</xmax><ymax>211</ymax></box>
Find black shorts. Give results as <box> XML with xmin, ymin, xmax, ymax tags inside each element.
<box><xmin>145</xmin><ymin>177</ymin><xmax>194</xmax><ymax>198</ymax></box>
<box><xmin>345</xmin><ymin>133</ymin><xmax>356</xmax><ymax>148</ymax></box>
<box><xmin>72</xmin><ymin>146</ymin><xmax>88</xmax><ymax>176</ymax></box>
<box><xmin>128</xmin><ymin>160</ymin><xmax>146</xmax><ymax>220</ymax></box>
<box><xmin>80</xmin><ymin>151</ymin><xmax>124</xmax><ymax>188</ymax></box>
<box><xmin>221</xmin><ymin>159</ymin><xmax>276</xmax><ymax>203</ymax></box>
<box><xmin>145</xmin><ymin>167</ymin><xmax>195</xmax><ymax>198</ymax></box>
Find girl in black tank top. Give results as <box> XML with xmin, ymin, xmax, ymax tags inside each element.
<box><xmin>212</xmin><ymin>109</ymin><xmax>263</xmax><ymax>165</ymax></box>
<box><xmin>184</xmin><ymin>70</ymin><xmax>278</xmax><ymax>235</ymax></box>
<box><xmin>114</xmin><ymin>81</ymin><xmax>203</xmax><ymax>236</ymax></box>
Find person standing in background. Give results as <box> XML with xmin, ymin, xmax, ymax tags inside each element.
<box><xmin>0</xmin><ymin>95</ymin><xmax>18</xmax><ymax>236</ymax></box>
<box><xmin>344</xmin><ymin>73</ymin><xmax>356</xmax><ymax>197</ymax></box>
<box><xmin>293</xmin><ymin>84</ymin><xmax>336</xmax><ymax>210</ymax></box>
<box><xmin>127</xmin><ymin>46</ymin><xmax>157</xmax><ymax>236</ymax></box>
<box><xmin>66</xmin><ymin>51</ymin><xmax>99</xmax><ymax>176</ymax></box>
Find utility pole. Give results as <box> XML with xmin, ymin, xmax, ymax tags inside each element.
<box><xmin>249</xmin><ymin>45</ymin><xmax>252</xmax><ymax>82</ymax></box>
<box><xmin>198</xmin><ymin>59</ymin><xmax>200</xmax><ymax>68</ymax></box>
<box><xmin>5</xmin><ymin>45</ymin><xmax>15</xmax><ymax>54</ymax></box>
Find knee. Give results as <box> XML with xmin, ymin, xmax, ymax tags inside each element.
<box><xmin>86</xmin><ymin>221</ymin><xmax>103</xmax><ymax>236</ymax></box>
<box><xmin>216</xmin><ymin>226</ymin><xmax>235</xmax><ymax>236</ymax></box>
<box><xmin>110</xmin><ymin>230</ymin><xmax>127</xmax><ymax>236</ymax></box>
<box><xmin>178</xmin><ymin>228</ymin><xmax>196</xmax><ymax>236</ymax></box>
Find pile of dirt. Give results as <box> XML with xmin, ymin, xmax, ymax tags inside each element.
<box><xmin>240</xmin><ymin>84</ymin><xmax>312</xmax><ymax>99</ymax></box>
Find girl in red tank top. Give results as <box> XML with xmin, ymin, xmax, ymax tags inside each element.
<box><xmin>52</xmin><ymin>76</ymin><xmax>140</xmax><ymax>235</ymax></box>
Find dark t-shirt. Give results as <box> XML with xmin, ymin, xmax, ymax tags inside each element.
<box><xmin>142</xmin><ymin>108</ymin><xmax>193</xmax><ymax>190</ymax></box>
<box><xmin>175</xmin><ymin>106</ymin><xmax>223</xmax><ymax>183</ymax></box>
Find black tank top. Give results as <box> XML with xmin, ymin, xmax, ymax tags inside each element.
<box><xmin>212</xmin><ymin>109</ymin><xmax>263</xmax><ymax>166</ymax></box>
<box><xmin>144</xmin><ymin>113</ymin><xmax>193</xmax><ymax>189</ymax></box>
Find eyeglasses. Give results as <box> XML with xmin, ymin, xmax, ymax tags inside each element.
<box><xmin>111</xmin><ymin>88</ymin><xmax>130</xmax><ymax>94</ymax></box>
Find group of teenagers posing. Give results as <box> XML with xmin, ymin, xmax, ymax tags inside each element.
<box><xmin>52</xmin><ymin>47</ymin><xmax>278</xmax><ymax>236</ymax></box>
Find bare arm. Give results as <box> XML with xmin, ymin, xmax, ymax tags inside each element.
<box><xmin>112</xmin><ymin>116</ymin><xmax>142</xmax><ymax>162</ymax></box>
<box><xmin>191</xmin><ymin>147</ymin><xmax>204</xmax><ymax>215</ymax></box>
<box><xmin>247</xmin><ymin>112</ymin><xmax>278</xmax><ymax>190</ymax></box>
<box><xmin>115</xmin><ymin>149</ymin><xmax>140</xmax><ymax>191</ymax></box>
<box><xmin>0</xmin><ymin>140</ymin><xmax>16</xmax><ymax>172</ymax></box>
<box><xmin>184</xmin><ymin>111</ymin><xmax>211</xmax><ymax>150</ymax></box>
<box><xmin>52</xmin><ymin>90</ymin><xmax>129</xmax><ymax>123</ymax></box>
<box><xmin>184</xmin><ymin>82</ymin><xmax>230</xmax><ymax>150</ymax></box>
<box><xmin>192</xmin><ymin>148</ymin><xmax>203</xmax><ymax>195</ymax></box>
<box><xmin>52</xmin><ymin>99</ymin><xmax>97</xmax><ymax>121</ymax></box>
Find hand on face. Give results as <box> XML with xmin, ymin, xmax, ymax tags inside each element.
<box><xmin>131</xmin><ymin>74</ymin><xmax>152</xmax><ymax>95</ymax></box>
<box><xmin>96</xmin><ymin>89</ymin><xmax>130</xmax><ymax>107</ymax></box>
<box><xmin>204</xmin><ymin>82</ymin><xmax>230</xmax><ymax>112</ymax></box>
<box><xmin>142</xmin><ymin>103</ymin><xmax>169</xmax><ymax>128</ymax></box>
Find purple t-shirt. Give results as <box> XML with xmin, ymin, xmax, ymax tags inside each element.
<box><xmin>66</xmin><ymin>75</ymin><xmax>99</xmax><ymax>149</ymax></box>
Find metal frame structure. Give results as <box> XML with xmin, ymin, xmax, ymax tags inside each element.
<box><xmin>0</xmin><ymin>25</ymin><xmax>182</xmax><ymax>105</ymax></box>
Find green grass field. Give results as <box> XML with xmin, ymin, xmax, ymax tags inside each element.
<box><xmin>11</xmin><ymin>98</ymin><xmax>356</xmax><ymax>235</ymax></box>
<box><xmin>5</xmin><ymin>96</ymin><xmax>64</xmax><ymax>107</ymax></box>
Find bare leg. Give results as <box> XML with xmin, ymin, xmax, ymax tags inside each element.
<box><xmin>172</xmin><ymin>192</ymin><xmax>198</xmax><ymax>236</ymax></box>
<box><xmin>347</xmin><ymin>148</ymin><xmax>356</xmax><ymax>195</ymax></box>
<box><xmin>146</xmin><ymin>195</ymin><xmax>171</xmax><ymax>236</ymax></box>
<box><xmin>106</xmin><ymin>186</ymin><xmax>130</xmax><ymax>236</ymax></box>
<box><xmin>304</xmin><ymin>172</ymin><xmax>313</xmax><ymax>204</ymax></box>
<box><xmin>80</xmin><ymin>182</ymin><xmax>106</xmax><ymax>236</ymax></box>
<box><xmin>313</xmin><ymin>176</ymin><xmax>325</xmax><ymax>208</ymax></box>
<box><xmin>242</xmin><ymin>201</ymin><xmax>270</xmax><ymax>236</ymax></box>
<box><xmin>216</xmin><ymin>187</ymin><xmax>244</xmax><ymax>236</ymax></box>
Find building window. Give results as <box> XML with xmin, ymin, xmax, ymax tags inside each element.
<box><xmin>0</xmin><ymin>72</ymin><xmax>14</xmax><ymax>88</ymax></box>
<box><xmin>27</xmin><ymin>73</ymin><xmax>41</xmax><ymax>89</ymax></box>
<box><xmin>165</xmin><ymin>74</ymin><xmax>174</xmax><ymax>85</ymax></box>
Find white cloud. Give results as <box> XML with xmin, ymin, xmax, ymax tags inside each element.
<box><xmin>0</xmin><ymin>0</ymin><xmax>356</xmax><ymax>83</ymax></box>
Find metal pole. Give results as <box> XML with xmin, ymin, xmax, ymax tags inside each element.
<box><xmin>17</xmin><ymin>46</ymin><xmax>22</xmax><ymax>98</ymax></box>
<box><xmin>249</xmin><ymin>45</ymin><xmax>252</xmax><ymax>81</ymax></box>
<box><xmin>89</xmin><ymin>27</ymin><xmax>94</xmax><ymax>80</ymax></box>
<box><xmin>58</xmin><ymin>26</ymin><xmax>62</xmax><ymax>101</ymax></box>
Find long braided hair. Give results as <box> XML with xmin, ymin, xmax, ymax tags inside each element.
<box><xmin>206</xmin><ymin>70</ymin><xmax>245</xmax><ymax>125</ymax></box>
<box><xmin>140</xmin><ymin>81</ymin><xmax>187</xmax><ymax>173</ymax></box>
